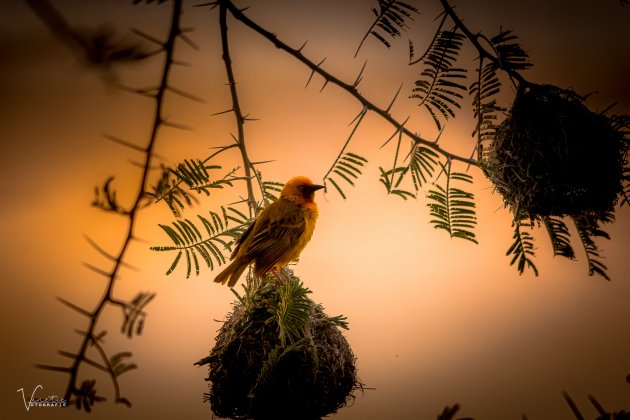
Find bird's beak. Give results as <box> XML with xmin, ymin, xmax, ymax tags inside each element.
<box><xmin>309</xmin><ymin>184</ymin><xmax>325</xmax><ymax>192</ymax></box>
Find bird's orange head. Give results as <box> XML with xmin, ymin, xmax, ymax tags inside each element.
<box><xmin>281</xmin><ymin>176</ymin><xmax>325</xmax><ymax>204</ymax></box>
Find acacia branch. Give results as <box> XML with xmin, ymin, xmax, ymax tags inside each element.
<box><xmin>224</xmin><ymin>0</ymin><xmax>480</xmax><ymax>168</ymax></box>
<box><xmin>59</xmin><ymin>0</ymin><xmax>182</xmax><ymax>403</ymax></box>
<box><xmin>219</xmin><ymin>0</ymin><xmax>260</xmax><ymax>217</ymax></box>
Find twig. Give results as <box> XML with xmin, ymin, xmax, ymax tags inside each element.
<box><xmin>219</xmin><ymin>0</ymin><xmax>260</xmax><ymax>217</ymax></box>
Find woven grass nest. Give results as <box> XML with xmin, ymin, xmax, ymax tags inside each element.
<box><xmin>196</xmin><ymin>272</ymin><xmax>359</xmax><ymax>420</ymax></box>
<box><xmin>484</xmin><ymin>82</ymin><xmax>627</xmax><ymax>219</ymax></box>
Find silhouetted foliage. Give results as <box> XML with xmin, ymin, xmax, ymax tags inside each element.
<box><xmin>27</xmin><ymin>0</ymin><xmax>629</xmax><ymax>416</ymax></box>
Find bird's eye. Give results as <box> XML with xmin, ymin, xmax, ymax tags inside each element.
<box><xmin>297</xmin><ymin>185</ymin><xmax>305</xmax><ymax>192</ymax></box>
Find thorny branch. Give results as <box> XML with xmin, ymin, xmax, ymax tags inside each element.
<box><xmin>37</xmin><ymin>0</ymin><xmax>183</xmax><ymax>406</ymax></box>
<box><xmin>223</xmin><ymin>0</ymin><xmax>480</xmax><ymax>168</ymax></box>
<box><xmin>218</xmin><ymin>0</ymin><xmax>261</xmax><ymax>217</ymax></box>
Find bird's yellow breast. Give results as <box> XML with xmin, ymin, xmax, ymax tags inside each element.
<box><xmin>278</xmin><ymin>202</ymin><xmax>318</xmax><ymax>264</ymax></box>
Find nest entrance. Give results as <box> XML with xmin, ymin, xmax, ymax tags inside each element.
<box><xmin>196</xmin><ymin>273</ymin><xmax>359</xmax><ymax>419</ymax></box>
<box><xmin>484</xmin><ymin>83</ymin><xmax>627</xmax><ymax>219</ymax></box>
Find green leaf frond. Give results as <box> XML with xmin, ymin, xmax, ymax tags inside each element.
<box><xmin>411</xmin><ymin>30</ymin><xmax>467</xmax><ymax>130</ymax></box>
<box><xmin>261</xmin><ymin>180</ymin><xmax>284</xmax><ymax>204</ymax></box>
<box><xmin>150</xmin><ymin>206</ymin><xmax>249</xmax><ymax>278</ymax></box>
<box><xmin>255</xmin><ymin>338</ymin><xmax>310</xmax><ymax>387</ymax></box>
<box><xmin>378</xmin><ymin>166</ymin><xmax>416</xmax><ymax>200</ymax></box>
<box><xmin>506</xmin><ymin>213</ymin><xmax>538</xmax><ymax>276</ymax></box>
<box><xmin>325</xmin><ymin>152</ymin><xmax>368</xmax><ymax>199</ymax></box>
<box><xmin>571</xmin><ymin>213</ymin><xmax>613</xmax><ymax>280</ymax></box>
<box><xmin>147</xmin><ymin>159</ymin><xmax>237</xmax><ymax>216</ymax></box>
<box><xmin>267</xmin><ymin>275</ymin><xmax>314</xmax><ymax>347</ymax></box>
<box><xmin>426</xmin><ymin>162</ymin><xmax>478</xmax><ymax>243</ymax></box>
<box><xmin>355</xmin><ymin>0</ymin><xmax>419</xmax><ymax>55</ymax></box>
<box><xmin>379</xmin><ymin>142</ymin><xmax>440</xmax><ymax>199</ymax></box>
<box><xmin>543</xmin><ymin>217</ymin><xmax>575</xmax><ymax>260</ymax></box>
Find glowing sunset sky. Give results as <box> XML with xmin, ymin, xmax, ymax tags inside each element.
<box><xmin>1</xmin><ymin>1</ymin><xmax>629</xmax><ymax>419</ymax></box>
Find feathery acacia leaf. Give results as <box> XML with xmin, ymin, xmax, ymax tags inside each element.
<box><xmin>572</xmin><ymin>213</ymin><xmax>612</xmax><ymax>280</ymax></box>
<box><xmin>92</xmin><ymin>177</ymin><xmax>128</xmax><ymax>214</ymax></box>
<box><xmin>411</xmin><ymin>30</ymin><xmax>467</xmax><ymax>130</ymax></box>
<box><xmin>543</xmin><ymin>217</ymin><xmax>575</xmax><ymax>259</ymax></box>
<box><xmin>355</xmin><ymin>0</ymin><xmax>418</xmax><ymax>56</ymax></box>
<box><xmin>506</xmin><ymin>214</ymin><xmax>538</xmax><ymax>276</ymax></box>
<box><xmin>470</xmin><ymin>59</ymin><xmax>506</xmax><ymax>158</ymax></box>
<box><xmin>490</xmin><ymin>29</ymin><xmax>532</xmax><ymax>73</ymax></box>
<box><xmin>120</xmin><ymin>292</ymin><xmax>155</xmax><ymax>338</ymax></box>
<box><xmin>426</xmin><ymin>162</ymin><xmax>478</xmax><ymax>243</ymax></box>
<box><xmin>261</xmin><ymin>181</ymin><xmax>284</xmax><ymax>204</ymax></box>
<box><xmin>378</xmin><ymin>166</ymin><xmax>416</xmax><ymax>200</ymax></box>
<box><xmin>324</xmin><ymin>152</ymin><xmax>368</xmax><ymax>199</ymax></box>
<box><xmin>379</xmin><ymin>142</ymin><xmax>439</xmax><ymax>198</ymax></box>
<box><xmin>147</xmin><ymin>160</ymin><xmax>236</xmax><ymax>216</ymax></box>
<box><xmin>269</xmin><ymin>277</ymin><xmax>313</xmax><ymax>347</ymax></box>
<box><xmin>151</xmin><ymin>206</ymin><xmax>249</xmax><ymax>278</ymax></box>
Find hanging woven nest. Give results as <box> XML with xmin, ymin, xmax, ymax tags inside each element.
<box><xmin>484</xmin><ymin>82</ymin><xmax>628</xmax><ymax>219</ymax></box>
<box><xmin>196</xmin><ymin>272</ymin><xmax>359</xmax><ymax>420</ymax></box>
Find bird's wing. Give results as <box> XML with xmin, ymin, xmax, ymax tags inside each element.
<box><xmin>230</xmin><ymin>221</ymin><xmax>255</xmax><ymax>259</ymax></box>
<box><xmin>245</xmin><ymin>202</ymin><xmax>306</xmax><ymax>273</ymax></box>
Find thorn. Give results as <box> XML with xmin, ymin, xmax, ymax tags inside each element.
<box><xmin>210</xmin><ymin>108</ymin><xmax>234</xmax><ymax>116</ymax></box>
<box><xmin>178</xmin><ymin>33</ymin><xmax>200</xmax><ymax>51</ymax></box>
<box><xmin>348</xmin><ymin>106</ymin><xmax>368</xmax><ymax>126</ymax></box>
<box><xmin>433</xmin><ymin>125</ymin><xmax>446</xmax><ymax>145</ymax></box>
<box><xmin>58</xmin><ymin>350</ymin><xmax>79</xmax><ymax>360</ymax></box>
<box><xmin>84</xmin><ymin>235</ymin><xmax>115</xmax><ymax>260</ymax></box>
<box><xmin>130</xmin><ymin>28</ymin><xmax>164</xmax><ymax>46</ymax></box>
<box><xmin>562</xmin><ymin>392</ymin><xmax>585</xmax><ymax>420</ymax></box>
<box><xmin>352</xmin><ymin>60</ymin><xmax>368</xmax><ymax>87</ymax></box>
<box><xmin>128</xmin><ymin>159</ymin><xmax>161</xmax><ymax>170</ymax></box>
<box><xmin>386</xmin><ymin>83</ymin><xmax>404</xmax><ymax>112</ymax></box>
<box><xmin>34</xmin><ymin>364</ymin><xmax>71</xmax><ymax>373</ymax></box>
<box><xmin>319</xmin><ymin>79</ymin><xmax>329</xmax><ymax>93</ymax></box>
<box><xmin>305</xmin><ymin>58</ymin><xmax>326</xmax><ymax>89</ymax></box>
<box><xmin>116</xmin><ymin>84</ymin><xmax>157</xmax><ymax>98</ymax></box>
<box><xmin>250</xmin><ymin>160</ymin><xmax>275</xmax><ymax>165</ymax></box>
<box><xmin>130</xmin><ymin>235</ymin><xmax>151</xmax><ymax>244</ymax></box>
<box><xmin>102</xmin><ymin>134</ymin><xmax>145</xmax><ymax>152</ymax></box>
<box><xmin>172</xmin><ymin>59</ymin><xmax>192</xmax><ymax>67</ymax></box>
<box><xmin>57</xmin><ymin>297</ymin><xmax>92</xmax><ymax>317</ymax></box>
<box><xmin>162</xmin><ymin>120</ymin><xmax>193</xmax><ymax>131</ymax></box>
<box><xmin>380</xmin><ymin>116</ymin><xmax>410</xmax><ymax>149</ymax></box>
<box><xmin>193</xmin><ymin>1</ymin><xmax>219</xmax><ymax>9</ymax></box>
<box><xmin>166</xmin><ymin>86</ymin><xmax>205</xmax><ymax>103</ymax></box>
<box><xmin>297</xmin><ymin>40</ymin><xmax>308</xmax><ymax>52</ymax></box>
<box><xmin>82</xmin><ymin>262</ymin><xmax>111</xmax><ymax>278</ymax></box>
<box><xmin>587</xmin><ymin>395</ymin><xmax>607</xmax><ymax>416</ymax></box>
<box><xmin>242</xmin><ymin>114</ymin><xmax>260</xmax><ymax>121</ymax></box>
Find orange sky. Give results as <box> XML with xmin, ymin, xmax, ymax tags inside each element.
<box><xmin>2</xmin><ymin>1</ymin><xmax>629</xmax><ymax>419</ymax></box>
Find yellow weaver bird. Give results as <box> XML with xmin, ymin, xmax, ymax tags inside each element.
<box><xmin>214</xmin><ymin>176</ymin><xmax>325</xmax><ymax>287</ymax></box>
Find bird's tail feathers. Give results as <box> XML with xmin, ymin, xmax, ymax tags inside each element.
<box><xmin>214</xmin><ymin>259</ymin><xmax>248</xmax><ymax>287</ymax></box>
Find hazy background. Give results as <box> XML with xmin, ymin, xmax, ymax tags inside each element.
<box><xmin>1</xmin><ymin>0</ymin><xmax>629</xmax><ymax>419</ymax></box>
